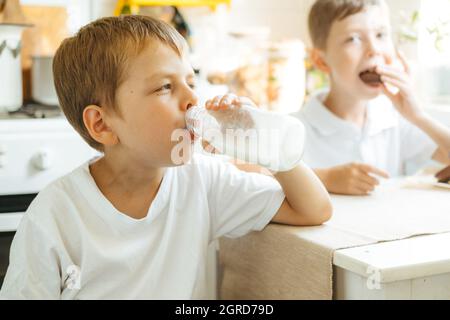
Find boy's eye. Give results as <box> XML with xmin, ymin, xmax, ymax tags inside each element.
<box><xmin>347</xmin><ymin>35</ymin><xmax>361</xmax><ymax>43</ymax></box>
<box><xmin>377</xmin><ymin>32</ymin><xmax>387</xmax><ymax>39</ymax></box>
<box><xmin>188</xmin><ymin>83</ymin><xmax>196</xmax><ymax>89</ymax></box>
<box><xmin>156</xmin><ymin>84</ymin><xmax>172</xmax><ymax>92</ymax></box>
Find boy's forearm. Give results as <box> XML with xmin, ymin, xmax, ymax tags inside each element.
<box><xmin>412</xmin><ymin>113</ymin><xmax>450</xmax><ymax>160</ymax></box>
<box><xmin>274</xmin><ymin>162</ymin><xmax>332</xmax><ymax>221</ymax></box>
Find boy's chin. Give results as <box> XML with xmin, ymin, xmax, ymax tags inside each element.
<box><xmin>358</xmin><ymin>82</ymin><xmax>384</xmax><ymax>99</ymax></box>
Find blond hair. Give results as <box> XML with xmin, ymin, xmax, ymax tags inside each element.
<box><xmin>53</xmin><ymin>15</ymin><xmax>186</xmax><ymax>150</ymax></box>
<box><xmin>308</xmin><ymin>0</ymin><xmax>383</xmax><ymax>49</ymax></box>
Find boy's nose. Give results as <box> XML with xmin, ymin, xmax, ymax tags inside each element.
<box><xmin>181</xmin><ymin>88</ymin><xmax>199</xmax><ymax>112</ymax></box>
<box><xmin>366</xmin><ymin>40</ymin><xmax>382</xmax><ymax>58</ymax></box>
<box><xmin>367</xmin><ymin>47</ymin><xmax>381</xmax><ymax>58</ymax></box>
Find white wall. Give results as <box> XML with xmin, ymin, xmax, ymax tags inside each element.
<box><xmin>191</xmin><ymin>0</ymin><xmax>418</xmax><ymax>45</ymax></box>
<box><xmin>221</xmin><ymin>0</ymin><xmax>314</xmax><ymax>42</ymax></box>
<box><xmin>91</xmin><ymin>0</ymin><xmax>116</xmax><ymax>18</ymax></box>
<box><xmin>89</xmin><ymin>0</ymin><xmax>313</xmax><ymax>42</ymax></box>
<box><xmin>90</xmin><ymin>0</ymin><xmax>420</xmax><ymax>46</ymax></box>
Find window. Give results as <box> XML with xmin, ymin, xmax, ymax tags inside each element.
<box><xmin>418</xmin><ymin>0</ymin><xmax>450</xmax><ymax>104</ymax></box>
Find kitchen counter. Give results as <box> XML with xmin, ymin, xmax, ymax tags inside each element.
<box><xmin>334</xmin><ymin>233</ymin><xmax>450</xmax><ymax>299</ymax></box>
<box><xmin>219</xmin><ymin>176</ymin><xmax>450</xmax><ymax>300</ymax></box>
<box><xmin>332</xmin><ymin>177</ymin><xmax>450</xmax><ymax>299</ymax></box>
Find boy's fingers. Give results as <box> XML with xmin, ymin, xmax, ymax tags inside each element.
<box><xmin>228</xmin><ymin>94</ymin><xmax>241</xmax><ymax>108</ymax></box>
<box><xmin>206</xmin><ymin>94</ymin><xmax>250</xmax><ymax>111</ymax></box>
<box><xmin>358</xmin><ymin>164</ymin><xmax>390</xmax><ymax>179</ymax></box>
<box><xmin>377</xmin><ymin>70</ymin><xmax>409</xmax><ymax>96</ymax></box>
<box><xmin>397</xmin><ymin>49</ymin><xmax>411</xmax><ymax>74</ymax></box>
<box><xmin>356</xmin><ymin>181</ymin><xmax>376</xmax><ymax>194</ymax></box>
<box><xmin>358</xmin><ymin>171</ymin><xmax>380</xmax><ymax>187</ymax></box>
<box><xmin>352</xmin><ymin>184</ymin><xmax>372</xmax><ymax>196</ymax></box>
<box><xmin>382</xmin><ymin>83</ymin><xmax>397</xmax><ymax>100</ymax></box>
<box><xmin>436</xmin><ymin>166</ymin><xmax>450</xmax><ymax>182</ymax></box>
<box><xmin>219</xmin><ymin>94</ymin><xmax>239</xmax><ymax>110</ymax></box>
<box><xmin>211</xmin><ymin>96</ymin><xmax>223</xmax><ymax>111</ymax></box>
<box><xmin>352</xmin><ymin>175</ymin><xmax>376</xmax><ymax>191</ymax></box>
<box><xmin>380</xmin><ymin>75</ymin><xmax>409</xmax><ymax>93</ymax></box>
<box><xmin>225</xmin><ymin>93</ymin><xmax>238</xmax><ymax>102</ymax></box>
<box><xmin>231</xmin><ymin>94</ymin><xmax>241</xmax><ymax>102</ymax></box>
<box><xmin>219</xmin><ymin>96</ymin><xmax>231</xmax><ymax>110</ymax></box>
<box><xmin>376</xmin><ymin>66</ymin><xmax>408</xmax><ymax>82</ymax></box>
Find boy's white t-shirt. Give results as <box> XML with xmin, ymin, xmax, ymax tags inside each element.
<box><xmin>292</xmin><ymin>91</ymin><xmax>438</xmax><ymax>177</ymax></box>
<box><xmin>0</xmin><ymin>154</ymin><xmax>285</xmax><ymax>300</ymax></box>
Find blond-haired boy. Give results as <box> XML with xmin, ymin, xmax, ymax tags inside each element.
<box><xmin>0</xmin><ymin>16</ymin><xmax>331</xmax><ymax>299</ymax></box>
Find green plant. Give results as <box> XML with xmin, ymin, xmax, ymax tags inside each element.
<box><xmin>398</xmin><ymin>10</ymin><xmax>420</xmax><ymax>43</ymax></box>
<box><xmin>398</xmin><ymin>3</ymin><xmax>450</xmax><ymax>53</ymax></box>
<box><xmin>427</xmin><ymin>19</ymin><xmax>450</xmax><ymax>52</ymax></box>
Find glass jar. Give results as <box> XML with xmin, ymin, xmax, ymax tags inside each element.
<box><xmin>205</xmin><ymin>27</ymin><xmax>270</xmax><ymax>108</ymax></box>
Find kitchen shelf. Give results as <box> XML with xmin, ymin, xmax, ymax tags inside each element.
<box><xmin>114</xmin><ymin>0</ymin><xmax>231</xmax><ymax>15</ymax></box>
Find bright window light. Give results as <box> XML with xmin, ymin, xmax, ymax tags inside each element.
<box><xmin>418</xmin><ymin>0</ymin><xmax>450</xmax><ymax>104</ymax></box>
<box><xmin>418</xmin><ymin>0</ymin><xmax>450</xmax><ymax>65</ymax></box>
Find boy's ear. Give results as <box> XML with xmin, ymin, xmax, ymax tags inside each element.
<box><xmin>83</xmin><ymin>105</ymin><xmax>119</xmax><ymax>147</ymax></box>
<box><xmin>309</xmin><ymin>48</ymin><xmax>331</xmax><ymax>74</ymax></box>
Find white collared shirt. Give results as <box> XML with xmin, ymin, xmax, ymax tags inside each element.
<box><xmin>292</xmin><ymin>91</ymin><xmax>437</xmax><ymax>177</ymax></box>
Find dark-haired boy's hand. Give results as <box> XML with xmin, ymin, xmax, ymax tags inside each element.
<box><xmin>315</xmin><ymin>163</ymin><xmax>390</xmax><ymax>196</ymax></box>
<box><xmin>436</xmin><ymin>166</ymin><xmax>450</xmax><ymax>183</ymax></box>
<box><xmin>376</xmin><ymin>51</ymin><xmax>424</xmax><ymax>124</ymax></box>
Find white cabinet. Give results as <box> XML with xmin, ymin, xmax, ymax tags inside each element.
<box><xmin>334</xmin><ymin>233</ymin><xmax>450</xmax><ymax>300</ymax></box>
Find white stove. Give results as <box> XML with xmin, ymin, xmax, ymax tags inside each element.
<box><xmin>0</xmin><ymin>112</ymin><xmax>97</xmax><ymax>228</ymax></box>
<box><xmin>0</xmin><ymin>106</ymin><xmax>97</xmax><ymax>284</ymax></box>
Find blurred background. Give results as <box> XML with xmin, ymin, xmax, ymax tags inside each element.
<box><xmin>1</xmin><ymin>0</ymin><xmax>450</xmax><ymax>295</ymax></box>
<box><xmin>0</xmin><ymin>0</ymin><xmax>449</xmax><ymax>116</ymax></box>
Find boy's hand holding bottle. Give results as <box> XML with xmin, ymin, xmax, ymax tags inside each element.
<box><xmin>436</xmin><ymin>166</ymin><xmax>450</xmax><ymax>183</ymax></box>
<box><xmin>186</xmin><ymin>93</ymin><xmax>306</xmax><ymax>173</ymax></box>
<box><xmin>186</xmin><ymin>94</ymin><xmax>333</xmax><ymax>226</ymax></box>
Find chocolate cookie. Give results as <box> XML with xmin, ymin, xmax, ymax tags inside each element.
<box><xmin>360</xmin><ymin>70</ymin><xmax>382</xmax><ymax>85</ymax></box>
